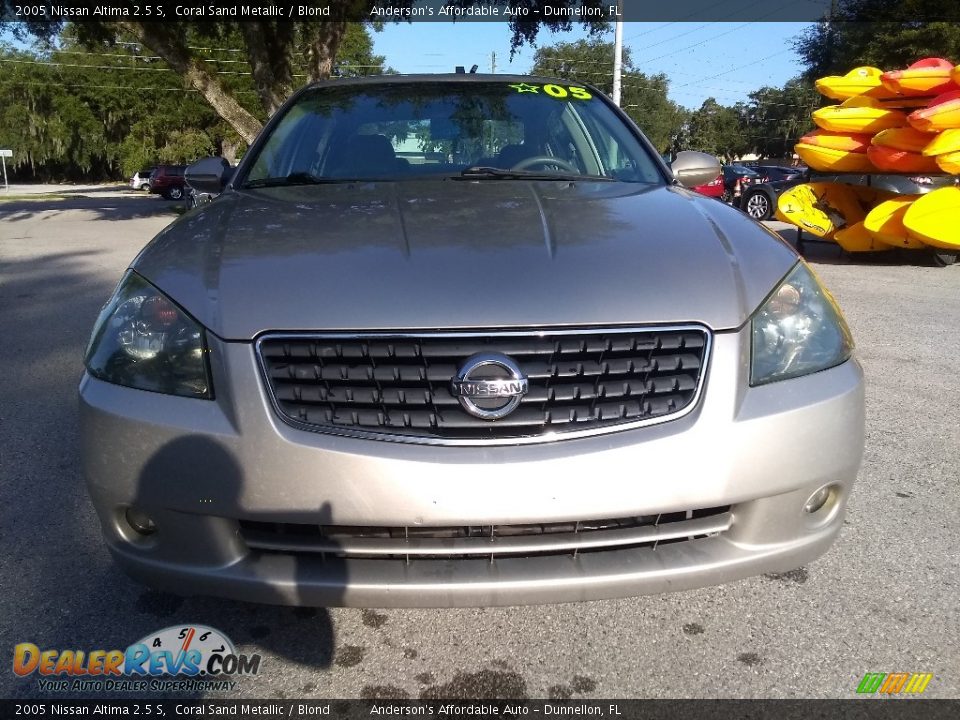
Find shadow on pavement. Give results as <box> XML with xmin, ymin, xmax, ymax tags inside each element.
<box><xmin>0</xmin><ymin>251</ymin><xmax>339</xmax><ymax>700</ymax></box>
<box><xmin>772</xmin><ymin>225</ymin><xmax>948</xmax><ymax>268</ymax></box>
<box><xmin>0</xmin><ymin>194</ymin><xmax>180</xmax><ymax>222</ymax></box>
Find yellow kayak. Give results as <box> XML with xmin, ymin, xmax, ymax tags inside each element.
<box><xmin>815</xmin><ymin>66</ymin><xmax>888</xmax><ymax>100</ymax></box>
<box><xmin>794</xmin><ymin>143</ymin><xmax>875</xmax><ymax>173</ymax></box>
<box><xmin>863</xmin><ymin>197</ymin><xmax>927</xmax><ymax>249</ymax></box>
<box><xmin>935</xmin><ymin>151</ymin><xmax>960</xmax><ymax>173</ymax></box>
<box><xmin>871</xmin><ymin>126</ymin><xmax>936</xmax><ymax>153</ymax></box>
<box><xmin>903</xmin><ymin>187</ymin><xmax>960</xmax><ymax>250</ymax></box>
<box><xmin>834</xmin><ymin>221</ymin><xmax>893</xmax><ymax>252</ymax></box>
<box><xmin>775</xmin><ymin>182</ymin><xmax>890</xmax><ymax>240</ymax></box>
<box><xmin>909</xmin><ymin>90</ymin><xmax>960</xmax><ymax>132</ymax></box>
<box><xmin>812</xmin><ymin>96</ymin><xmax>908</xmax><ymax>134</ymax></box>
<box><xmin>921</xmin><ymin>128</ymin><xmax>960</xmax><ymax>156</ymax></box>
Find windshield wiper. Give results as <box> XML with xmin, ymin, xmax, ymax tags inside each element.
<box><xmin>455</xmin><ymin>166</ymin><xmax>612</xmax><ymax>181</ymax></box>
<box><xmin>243</xmin><ymin>172</ymin><xmax>361</xmax><ymax>189</ymax></box>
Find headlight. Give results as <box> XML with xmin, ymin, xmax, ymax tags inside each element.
<box><xmin>84</xmin><ymin>272</ymin><xmax>212</xmax><ymax>398</ymax></box>
<box><xmin>750</xmin><ymin>262</ymin><xmax>854</xmax><ymax>386</ymax></box>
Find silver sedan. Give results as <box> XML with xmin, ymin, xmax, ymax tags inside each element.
<box><xmin>80</xmin><ymin>75</ymin><xmax>863</xmax><ymax>607</ymax></box>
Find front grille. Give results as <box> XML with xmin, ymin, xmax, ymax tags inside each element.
<box><xmin>239</xmin><ymin>506</ymin><xmax>732</xmax><ymax>561</ymax></box>
<box><xmin>257</xmin><ymin>327</ymin><xmax>709</xmax><ymax>444</ymax></box>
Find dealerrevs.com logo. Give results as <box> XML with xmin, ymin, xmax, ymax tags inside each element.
<box><xmin>13</xmin><ymin>625</ymin><xmax>261</xmax><ymax>693</ymax></box>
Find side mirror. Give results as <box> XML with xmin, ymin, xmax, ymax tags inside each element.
<box><xmin>671</xmin><ymin>151</ymin><xmax>722</xmax><ymax>189</ymax></box>
<box><xmin>185</xmin><ymin>157</ymin><xmax>233</xmax><ymax>195</ymax></box>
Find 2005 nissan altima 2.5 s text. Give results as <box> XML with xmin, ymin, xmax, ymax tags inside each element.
<box><xmin>79</xmin><ymin>75</ymin><xmax>864</xmax><ymax>607</ymax></box>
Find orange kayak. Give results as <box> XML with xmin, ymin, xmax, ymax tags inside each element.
<box><xmin>866</xmin><ymin>145</ymin><xmax>941</xmax><ymax>173</ymax></box>
<box><xmin>908</xmin><ymin>90</ymin><xmax>960</xmax><ymax>132</ymax></box>
<box><xmin>871</xmin><ymin>127</ymin><xmax>936</xmax><ymax>153</ymax></box>
<box><xmin>881</xmin><ymin>58</ymin><xmax>959</xmax><ymax>97</ymax></box>
<box><xmin>798</xmin><ymin>130</ymin><xmax>873</xmax><ymax>153</ymax></box>
<box><xmin>795</xmin><ymin>143</ymin><xmax>876</xmax><ymax>173</ymax></box>
<box><xmin>812</xmin><ymin>96</ymin><xmax>908</xmax><ymax>134</ymax></box>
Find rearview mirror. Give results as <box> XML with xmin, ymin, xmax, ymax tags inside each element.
<box><xmin>185</xmin><ymin>157</ymin><xmax>233</xmax><ymax>195</ymax></box>
<box><xmin>671</xmin><ymin>151</ymin><xmax>721</xmax><ymax>189</ymax></box>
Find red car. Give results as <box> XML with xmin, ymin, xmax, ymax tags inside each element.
<box><xmin>691</xmin><ymin>172</ymin><xmax>724</xmax><ymax>198</ymax></box>
<box><xmin>148</xmin><ymin>165</ymin><xmax>188</xmax><ymax>201</ymax></box>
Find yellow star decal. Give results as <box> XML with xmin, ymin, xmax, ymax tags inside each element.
<box><xmin>509</xmin><ymin>83</ymin><xmax>540</xmax><ymax>94</ymax></box>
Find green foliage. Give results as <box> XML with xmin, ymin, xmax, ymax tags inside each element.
<box><xmin>0</xmin><ymin>23</ymin><xmax>389</xmax><ymax>181</ymax></box>
<box><xmin>794</xmin><ymin>0</ymin><xmax>960</xmax><ymax>78</ymax></box>
<box><xmin>678</xmin><ymin>98</ymin><xmax>749</xmax><ymax>162</ymax></box>
<box><xmin>531</xmin><ymin>37</ymin><xmax>687</xmax><ymax>152</ymax></box>
<box><xmin>742</xmin><ymin>78</ymin><xmax>821</xmax><ymax>159</ymax></box>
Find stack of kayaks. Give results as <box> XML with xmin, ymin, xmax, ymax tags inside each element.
<box><xmin>797</xmin><ymin>58</ymin><xmax>960</xmax><ymax>174</ymax></box>
<box><xmin>776</xmin><ymin>183</ymin><xmax>960</xmax><ymax>253</ymax></box>
<box><xmin>776</xmin><ymin>58</ymin><xmax>960</xmax><ymax>254</ymax></box>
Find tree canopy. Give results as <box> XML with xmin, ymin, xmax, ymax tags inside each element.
<box><xmin>741</xmin><ymin>79</ymin><xmax>820</xmax><ymax>159</ymax></box>
<box><xmin>794</xmin><ymin>0</ymin><xmax>960</xmax><ymax>79</ymax></box>
<box><xmin>0</xmin><ymin>24</ymin><xmax>389</xmax><ymax>180</ymax></box>
<box><xmin>3</xmin><ymin>3</ymin><xmax>608</xmax><ymax>143</ymax></box>
<box><xmin>531</xmin><ymin>37</ymin><xmax>687</xmax><ymax>152</ymax></box>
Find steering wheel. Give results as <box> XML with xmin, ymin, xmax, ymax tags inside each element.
<box><xmin>511</xmin><ymin>156</ymin><xmax>580</xmax><ymax>173</ymax></box>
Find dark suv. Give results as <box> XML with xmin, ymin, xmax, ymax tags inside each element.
<box><xmin>148</xmin><ymin>165</ymin><xmax>188</xmax><ymax>200</ymax></box>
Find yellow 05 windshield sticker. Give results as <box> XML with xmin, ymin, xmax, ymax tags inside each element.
<box><xmin>508</xmin><ymin>83</ymin><xmax>592</xmax><ymax>100</ymax></box>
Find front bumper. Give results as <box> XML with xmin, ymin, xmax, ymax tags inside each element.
<box><xmin>79</xmin><ymin>326</ymin><xmax>865</xmax><ymax>607</ymax></box>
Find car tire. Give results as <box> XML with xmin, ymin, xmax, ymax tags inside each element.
<box><xmin>167</xmin><ymin>186</ymin><xmax>184</xmax><ymax>201</ymax></box>
<box><xmin>141</xmin><ymin>183</ymin><xmax>150</xmax><ymax>192</ymax></box>
<box><xmin>931</xmin><ymin>250</ymin><xmax>957</xmax><ymax>267</ymax></box>
<box><xmin>742</xmin><ymin>189</ymin><xmax>773</xmax><ymax>220</ymax></box>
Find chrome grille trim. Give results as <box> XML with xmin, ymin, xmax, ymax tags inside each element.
<box><xmin>240</xmin><ymin>511</ymin><xmax>732</xmax><ymax>559</ymax></box>
<box><xmin>255</xmin><ymin>325</ymin><xmax>712</xmax><ymax>446</ymax></box>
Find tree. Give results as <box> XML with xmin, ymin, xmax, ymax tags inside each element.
<box><xmin>743</xmin><ymin>78</ymin><xmax>821</xmax><ymax>159</ymax></box>
<box><xmin>0</xmin><ymin>22</ymin><xmax>393</xmax><ymax>179</ymax></box>
<box><xmin>794</xmin><ymin>0</ymin><xmax>960</xmax><ymax>79</ymax></box>
<box><xmin>531</xmin><ymin>37</ymin><xmax>687</xmax><ymax>152</ymax></box>
<box><xmin>681</xmin><ymin>98</ymin><xmax>750</xmax><ymax>162</ymax></box>
<box><xmin>0</xmin><ymin>39</ymin><xmax>229</xmax><ymax>180</ymax></box>
<box><xmin>4</xmin><ymin>1</ymin><xmax>608</xmax><ymax>144</ymax></box>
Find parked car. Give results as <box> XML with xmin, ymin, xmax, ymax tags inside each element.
<box><xmin>129</xmin><ymin>168</ymin><xmax>154</xmax><ymax>191</ymax></box>
<box><xmin>691</xmin><ymin>171</ymin><xmax>725</xmax><ymax>198</ymax></box>
<box><xmin>721</xmin><ymin>164</ymin><xmax>762</xmax><ymax>203</ymax></box>
<box><xmin>147</xmin><ymin>164</ymin><xmax>188</xmax><ymax>200</ymax></box>
<box><xmin>747</xmin><ymin>165</ymin><xmax>808</xmax><ymax>184</ymax></box>
<box><xmin>736</xmin><ymin>166</ymin><xmax>811</xmax><ymax>221</ymax></box>
<box><xmin>80</xmin><ymin>75</ymin><xmax>863</xmax><ymax>608</ymax></box>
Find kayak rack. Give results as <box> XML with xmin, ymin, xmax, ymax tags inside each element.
<box><xmin>791</xmin><ymin>172</ymin><xmax>959</xmax><ymax>264</ymax></box>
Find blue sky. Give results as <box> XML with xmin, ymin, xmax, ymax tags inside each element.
<box><xmin>1</xmin><ymin>21</ymin><xmax>812</xmax><ymax>110</ymax></box>
<box><xmin>371</xmin><ymin>22</ymin><xmax>812</xmax><ymax>109</ymax></box>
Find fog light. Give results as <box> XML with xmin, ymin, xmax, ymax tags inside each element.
<box><xmin>125</xmin><ymin>507</ymin><xmax>157</xmax><ymax>536</ymax></box>
<box><xmin>803</xmin><ymin>486</ymin><xmax>834</xmax><ymax>514</ymax></box>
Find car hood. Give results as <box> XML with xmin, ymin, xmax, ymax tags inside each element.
<box><xmin>133</xmin><ymin>181</ymin><xmax>797</xmax><ymax>340</ymax></box>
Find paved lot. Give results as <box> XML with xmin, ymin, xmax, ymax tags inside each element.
<box><xmin>1</xmin><ymin>193</ymin><xmax>958</xmax><ymax>700</ymax></box>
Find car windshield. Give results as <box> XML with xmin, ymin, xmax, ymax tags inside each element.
<box><xmin>241</xmin><ymin>80</ymin><xmax>664</xmax><ymax>187</ymax></box>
